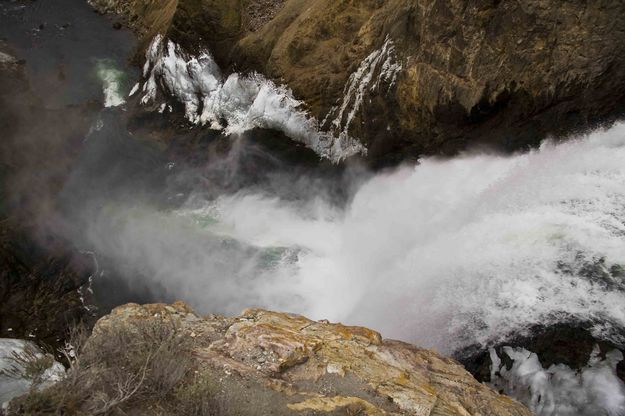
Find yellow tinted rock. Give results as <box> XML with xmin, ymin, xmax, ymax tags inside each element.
<box><xmin>92</xmin><ymin>303</ymin><xmax>531</xmax><ymax>415</ymax></box>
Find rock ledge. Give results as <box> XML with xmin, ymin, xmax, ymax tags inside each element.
<box><xmin>95</xmin><ymin>302</ymin><xmax>531</xmax><ymax>415</ymax></box>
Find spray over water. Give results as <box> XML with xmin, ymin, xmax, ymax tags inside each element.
<box><xmin>82</xmin><ymin>123</ymin><xmax>625</xmax><ymax>353</ymax></box>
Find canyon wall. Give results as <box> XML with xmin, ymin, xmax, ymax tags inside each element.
<box><xmin>91</xmin><ymin>0</ymin><xmax>625</xmax><ymax>164</ymax></box>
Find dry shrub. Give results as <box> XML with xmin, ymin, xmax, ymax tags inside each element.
<box><xmin>174</xmin><ymin>372</ymin><xmax>226</xmax><ymax>416</ymax></box>
<box><xmin>7</xmin><ymin>317</ymin><xmax>195</xmax><ymax>415</ymax></box>
<box><xmin>1</xmin><ymin>343</ymin><xmax>56</xmax><ymax>388</ymax></box>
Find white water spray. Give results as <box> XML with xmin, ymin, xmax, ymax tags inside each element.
<box><xmin>85</xmin><ymin>123</ymin><xmax>625</xmax><ymax>355</ymax></box>
<box><xmin>95</xmin><ymin>59</ymin><xmax>126</xmax><ymax>107</ymax></box>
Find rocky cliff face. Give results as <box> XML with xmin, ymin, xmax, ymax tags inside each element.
<box><xmin>90</xmin><ymin>0</ymin><xmax>625</xmax><ymax>164</ymax></box>
<box><xmin>89</xmin><ymin>302</ymin><xmax>531</xmax><ymax>415</ymax></box>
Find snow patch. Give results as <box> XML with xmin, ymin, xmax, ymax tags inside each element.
<box><xmin>0</xmin><ymin>339</ymin><xmax>65</xmax><ymax>410</ymax></box>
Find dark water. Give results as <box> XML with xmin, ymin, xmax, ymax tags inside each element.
<box><xmin>0</xmin><ymin>0</ymin><xmax>136</xmax><ymax>107</ymax></box>
<box><xmin>0</xmin><ymin>0</ymin><xmax>174</xmax><ymax>309</ymax></box>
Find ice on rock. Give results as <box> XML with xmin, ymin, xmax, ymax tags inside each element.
<box><xmin>128</xmin><ymin>82</ymin><xmax>140</xmax><ymax>97</ymax></box>
<box><xmin>489</xmin><ymin>345</ymin><xmax>625</xmax><ymax>416</ymax></box>
<box><xmin>139</xmin><ymin>35</ymin><xmax>365</xmax><ymax>162</ymax></box>
<box><xmin>325</xmin><ymin>36</ymin><xmax>402</xmax><ymax>140</ymax></box>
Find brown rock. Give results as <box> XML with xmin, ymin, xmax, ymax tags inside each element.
<box><xmin>234</xmin><ymin>0</ymin><xmax>625</xmax><ymax>164</ymax></box>
<box><xmin>94</xmin><ymin>302</ymin><xmax>531</xmax><ymax>415</ymax></box>
<box><xmin>89</xmin><ymin>0</ymin><xmax>625</xmax><ymax>165</ymax></box>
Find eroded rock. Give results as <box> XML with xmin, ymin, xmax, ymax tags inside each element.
<box><xmin>93</xmin><ymin>302</ymin><xmax>531</xmax><ymax>415</ymax></box>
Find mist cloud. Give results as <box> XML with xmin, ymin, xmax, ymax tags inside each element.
<box><xmin>76</xmin><ymin>122</ymin><xmax>625</xmax><ymax>355</ymax></box>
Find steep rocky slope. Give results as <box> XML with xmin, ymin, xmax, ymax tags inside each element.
<box><xmin>8</xmin><ymin>301</ymin><xmax>531</xmax><ymax>415</ymax></box>
<box><xmin>90</xmin><ymin>0</ymin><xmax>625</xmax><ymax>164</ymax></box>
<box><xmin>0</xmin><ymin>43</ymin><xmax>97</xmax><ymax>353</ymax></box>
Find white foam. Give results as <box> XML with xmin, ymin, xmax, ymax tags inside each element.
<box><xmin>95</xmin><ymin>59</ymin><xmax>126</xmax><ymax>107</ymax></box>
<box><xmin>489</xmin><ymin>345</ymin><xmax>625</xmax><ymax>416</ymax></box>
<box><xmin>83</xmin><ymin>123</ymin><xmax>625</xmax><ymax>358</ymax></box>
<box><xmin>139</xmin><ymin>36</ymin><xmax>365</xmax><ymax>162</ymax></box>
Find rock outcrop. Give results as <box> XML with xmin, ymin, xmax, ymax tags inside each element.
<box><xmin>90</xmin><ymin>0</ymin><xmax>625</xmax><ymax>164</ymax></box>
<box><xmin>90</xmin><ymin>302</ymin><xmax>531</xmax><ymax>415</ymax></box>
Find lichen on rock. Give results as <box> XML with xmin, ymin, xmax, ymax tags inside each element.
<box><xmin>88</xmin><ymin>302</ymin><xmax>531</xmax><ymax>415</ymax></box>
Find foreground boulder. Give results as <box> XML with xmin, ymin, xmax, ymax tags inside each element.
<box><xmin>81</xmin><ymin>302</ymin><xmax>528</xmax><ymax>415</ymax></box>
<box><xmin>90</xmin><ymin>0</ymin><xmax>625</xmax><ymax>164</ymax></box>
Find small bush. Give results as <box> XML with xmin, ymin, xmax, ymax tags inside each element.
<box><xmin>1</xmin><ymin>343</ymin><xmax>56</xmax><ymax>387</ymax></box>
<box><xmin>7</xmin><ymin>318</ymin><xmax>197</xmax><ymax>415</ymax></box>
<box><xmin>174</xmin><ymin>373</ymin><xmax>225</xmax><ymax>416</ymax></box>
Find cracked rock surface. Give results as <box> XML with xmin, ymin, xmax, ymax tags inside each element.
<box><xmin>94</xmin><ymin>302</ymin><xmax>531</xmax><ymax>415</ymax></box>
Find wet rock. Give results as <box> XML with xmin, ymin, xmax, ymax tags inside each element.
<box><xmin>87</xmin><ymin>0</ymin><xmax>178</xmax><ymax>41</ymax></box>
<box><xmin>92</xmin><ymin>302</ymin><xmax>532</xmax><ymax>415</ymax></box>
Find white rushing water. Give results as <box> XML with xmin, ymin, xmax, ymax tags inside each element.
<box><xmin>80</xmin><ymin>117</ymin><xmax>625</xmax><ymax>416</ymax></box>
<box><xmin>85</xmin><ymin>122</ymin><xmax>625</xmax><ymax>352</ymax></box>
<box><xmin>137</xmin><ymin>35</ymin><xmax>366</xmax><ymax>162</ymax></box>
<box><xmin>95</xmin><ymin>59</ymin><xmax>126</xmax><ymax>108</ymax></box>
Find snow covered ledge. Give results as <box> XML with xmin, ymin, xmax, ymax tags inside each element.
<box><xmin>131</xmin><ymin>34</ymin><xmax>366</xmax><ymax>163</ymax></box>
<box><xmin>0</xmin><ymin>339</ymin><xmax>65</xmax><ymax>411</ymax></box>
